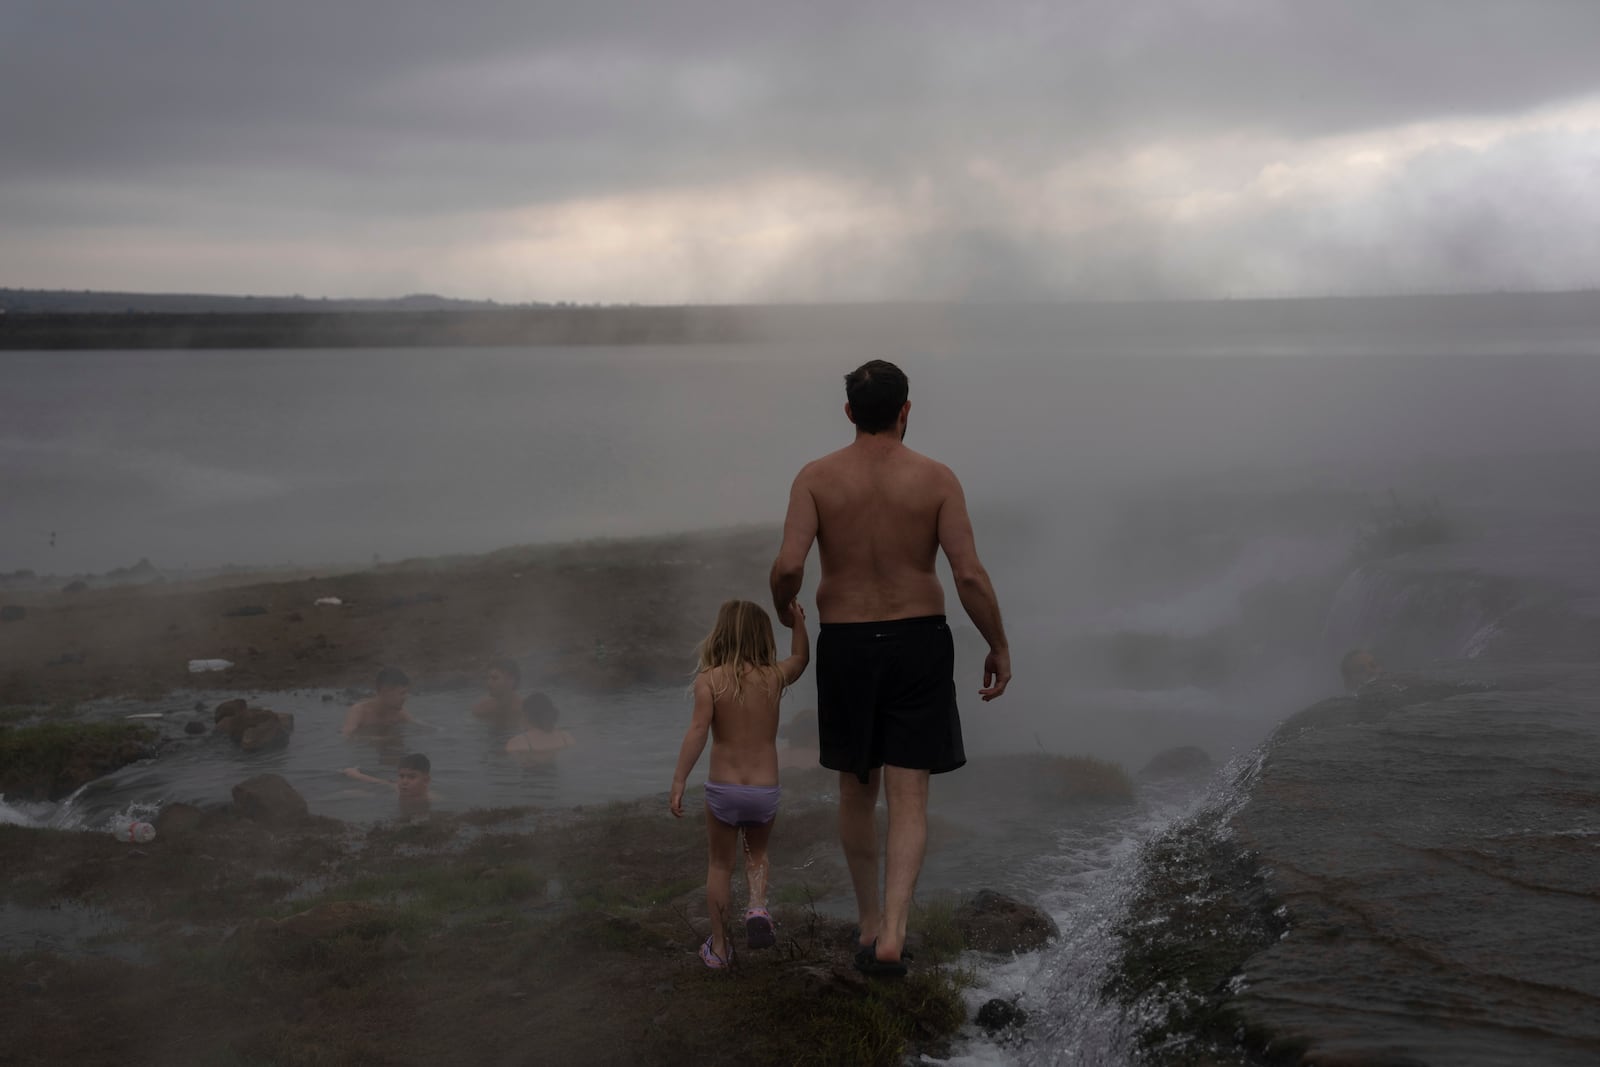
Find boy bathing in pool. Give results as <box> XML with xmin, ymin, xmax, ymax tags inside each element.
<box><xmin>670</xmin><ymin>599</ymin><xmax>810</xmax><ymax>968</ymax></box>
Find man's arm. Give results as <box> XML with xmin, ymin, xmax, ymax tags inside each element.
<box><xmin>770</xmin><ymin>468</ymin><xmax>819</xmax><ymax>627</ymax></box>
<box><xmin>936</xmin><ymin>471</ymin><xmax>1011</xmax><ymax>701</ymax></box>
<box><xmin>340</xmin><ymin>704</ymin><xmax>366</xmax><ymax>737</ymax></box>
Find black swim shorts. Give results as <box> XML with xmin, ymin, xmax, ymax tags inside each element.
<box><xmin>816</xmin><ymin>615</ymin><xmax>965</xmax><ymax>784</ymax></box>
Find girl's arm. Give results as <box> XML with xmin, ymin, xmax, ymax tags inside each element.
<box><xmin>669</xmin><ymin>673</ymin><xmax>715</xmax><ymax>817</ymax></box>
<box><xmin>778</xmin><ymin>600</ymin><xmax>811</xmax><ymax>685</ymax></box>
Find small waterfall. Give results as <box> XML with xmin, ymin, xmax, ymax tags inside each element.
<box><xmin>975</xmin><ymin>753</ymin><xmax>1269</xmax><ymax>1065</ymax></box>
<box><xmin>1322</xmin><ymin>564</ymin><xmax>1517</xmax><ymax>664</ymax></box>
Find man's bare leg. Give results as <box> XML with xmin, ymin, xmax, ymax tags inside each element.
<box><xmin>838</xmin><ymin>769</ymin><xmax>883</xmax><ymax>948</ymax></box>
<box><xmin>876</xmin><ymin>765</ymin><xmax>929</xmax><ymax>962</ymax></box>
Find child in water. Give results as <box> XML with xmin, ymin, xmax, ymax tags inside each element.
<box><xmin>505</xmin><ymin>692</ymin><xmax>576</xmax><ymax>766</ymax></box>
<box><xmin>670</xmin><ymin>599</ymin><xmax>810</xmax><ymax>968</ymax></box>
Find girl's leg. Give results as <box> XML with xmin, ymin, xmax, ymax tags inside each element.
<box><xmin>742</xmin><ymin>817</ymin><xmax>776</xmax><ymax>910</ymax></box>
<box><xmin>704</xmin><ymin>807</ymin><xmax>740</xmax><ymax>960</ymax></box>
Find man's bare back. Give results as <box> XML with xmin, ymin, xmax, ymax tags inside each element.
<box><xmin>796</xmin><ymin>438</ymin><xmax>953</xmax><ymax>624</ymax></box>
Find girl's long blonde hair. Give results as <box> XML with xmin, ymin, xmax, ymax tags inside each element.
<box><xmin>696</xmin><ymin>599</ymin><xmax>783</xmax><ymax>702</ymax></box>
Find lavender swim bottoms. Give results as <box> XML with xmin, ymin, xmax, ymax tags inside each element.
<box><xmin>704</xmin><ymin>781</ymin><xmax>781</xmax><ymax>827</ymax></box>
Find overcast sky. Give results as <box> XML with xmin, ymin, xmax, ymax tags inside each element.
<box><xmin>4</xmin><ymin>1</ymin><xmax>1600</xmax><ymax>303</ymax></box>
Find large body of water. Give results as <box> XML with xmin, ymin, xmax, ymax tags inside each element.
<box><xmin>4</xmin><ymin>300</ymin><xmax>1600</xmax><ymax>1062</ymax></box>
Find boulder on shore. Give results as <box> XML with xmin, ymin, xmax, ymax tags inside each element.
<box><xmin>231</xmin><ymin>773</ymin><xmax>309</xmax><ymax>826</ymax></box>
<box><xmin>955</xmin><ymin>889</ymin><xmax>1060</xmax><ymax>954</ymax></box>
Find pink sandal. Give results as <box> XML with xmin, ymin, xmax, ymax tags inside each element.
<box><xmin>699</xmin><ymin>935</ymin><xmax>730</xmax><ymax>969</ymax></box>
<box><xmin>745</xmin><ymin>907</ymin><xmax>776</xmax><ymax>949</ymax></box>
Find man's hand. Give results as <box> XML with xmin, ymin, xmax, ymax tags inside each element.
<box><xmin>781</xmin><ymin>600</ymin><xmax>806</xmax><ymax>628</ymax></box>
<box><xmin>979</xmin><ymin>648</ymin><xmax>1011</xmax><ymax>701</ymax></box>
<box><xmin>669</xmin><ymin>781</ymin><xmax>686</xmax><ymax>818</ymax></box>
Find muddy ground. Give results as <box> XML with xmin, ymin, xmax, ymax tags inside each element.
<box><xmin>0</xmin><ymin>783</ymin><xmax>998</xmax><ymax>1067</ymax></box>
<box><xmin>0</xmin><ymin>527</ymin><xmax>781</xmax><ymax>707</ymax></box>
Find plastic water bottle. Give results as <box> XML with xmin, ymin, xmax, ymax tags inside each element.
<box><xmin>110</xmin><ymin>818</ymin><xmax>156</xmax><ymax>843</ymax></box>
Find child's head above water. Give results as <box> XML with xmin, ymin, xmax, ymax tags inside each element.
<box><xmin>375</xmin><ymin>666</ymin><xmax>411</xmax><ymax>708</ymax></box>
<box><xmin>697</xmin><ymin>600</ymin><xmax>781</xmax><ymax>698</ymax></box>
<box><xmin>522</xmin><ymin>692</ymin><xmax>559</xmax><ymax>732</ymax></box>
<box><xmin>486</xmin><ymin>658</ymin><xmax>521</xmax><ymax>697</ymax></box>
<box><xmin>396</xmin><ymin>752</ymin><xmax>431</xmax><ymax>798</ymax></box>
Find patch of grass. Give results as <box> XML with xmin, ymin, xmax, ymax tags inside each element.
<box><xmin>0</xmin><ymin>706</ymin><xmax>35</xmax><ymax>724</ymax></box>
<box><xmin>0</xmin><ymin>720</ymin><xmax>155</xmax><ymax>801</ymax></box>
<box><xmin>265</xmin><ymin>862</ymin><xmax>549</xmax><ymax>922</ymax></box>
<box><xmin>677</xmin><ymin>960</ymin><xmax>971</xmax><ymax>1067</ymax></box>
<box><xmin>911</xmin><ymin>897</ymin><xmax>966</xmax><ymax>964</ymax></box>
<box><xmin>573</xmin><ymin>874</ymin><xmax>701</xmax><ymax>910</ymax></box>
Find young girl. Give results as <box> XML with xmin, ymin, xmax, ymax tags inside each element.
<box><xmin>670</xmin><ymin>599</ymin><xmax>810</xmax><ymax>969</ymax></box>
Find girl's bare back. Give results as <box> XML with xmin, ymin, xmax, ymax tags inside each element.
<box><xmin>707</xmin><ymin>664</ymin><xmax>784</xmax><ymax>786</ymax></box>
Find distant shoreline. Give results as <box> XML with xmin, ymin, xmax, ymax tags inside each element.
<box><xmin>4</xmin><ymin>289</ymin><xmax>1600</xmax><ymax>349</ymax></box>
<box><xmin>0</xmin><ymin>306</ymin><xmax>757</xmax><ymax>350</ymax></box>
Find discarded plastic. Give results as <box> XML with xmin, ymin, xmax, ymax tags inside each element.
<box><xmin>187</xmin><ymin>659</ymin><xmax>234</xmax><ymax>673</ymax></box>
<box><xmin>314</xmin><ymin>597</ymin><xmax>343</xmax><ymax>607</ymax></box>
<box><xmin>110</xmin><ymin>819</ymin><xmax>156</xmax><ymax>844</ymax></box>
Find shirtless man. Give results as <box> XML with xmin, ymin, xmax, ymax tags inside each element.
<box><xmin>472</xmin><ymin>659</ymin><xmax>523</xmax><ymax>728</ymax></box>
<box><xmin>341</xmin><ymin>666</ymin><xmax>420</xmax><ymax>736</ymax></box>
<box><xmin>769</xmin><ymin>359</ymin><xmax>1010</xmax><ymax>975</ymax></box>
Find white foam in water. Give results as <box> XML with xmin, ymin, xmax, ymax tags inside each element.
<box><xmin>927</xmin><ymin>752</ymin><xmax>1269</xmax><ymax>1065</ymax></box>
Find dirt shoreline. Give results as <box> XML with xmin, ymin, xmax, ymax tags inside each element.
<box><xmin>0</xmin><ymin>526</ymin><xmax>781</xmax><ymax>708</ymax></box>
<box><xmin>0</xmin><ymin>785</ymin><xmax>998</xmax><ymax>1066</ymax></box>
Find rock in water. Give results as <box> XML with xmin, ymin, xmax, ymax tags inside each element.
<box><xmin>955</xmin><ymin>889</ymin><xmax>1060</xmax><ymax>954</ymax></box>
<box><xmin>232</xmin><ymin>774</ymin><xmax>309</xmax><ymax>826</ymax></box>
<box><xmin>976</xmin><ymin>998</ymin><xmax>1028</xmax><ymax>1034</ymax></box>
<box><xmin>213</xmin><ymin>698</ymin><xmax>248</xmax><ymax>723</ymax></box>
<box><xmin>214</xmin><ymin>701</ymin><xmax>294</xmax><ymax>752</ymax></box>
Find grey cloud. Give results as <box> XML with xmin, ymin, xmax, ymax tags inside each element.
<box><xmin>5</xmin><ymin>1</ymin><xmax>1600</xmax><ymax>298</ymax></box>
<box><xmin>8</xmin><ymin>2</ymin><xmax>1600</xmax><ymax>206</ymax></box>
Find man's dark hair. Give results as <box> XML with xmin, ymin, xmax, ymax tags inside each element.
<box><xmin>376</xmin><ymin>666</ymin><xmax>411</xmax><ymax>690</ymax></box>
<box><xmin>398</xmin><ymin>752</ymin><xmax>430</xmax><ymax>774</ymax></box>
<box><xmin>522</xmin><ymin>691</ymin><xmax>559</xmax><ymax>731</ymax></box>
<box><xmin>844</xmin><ymin>360</ymin><xmax>909</xmax><ymax>434</ymax></box>
<box><xmin>488</xmin><ymin>658</ymin><xmax>521</xmax><ymax>685</ymax></box>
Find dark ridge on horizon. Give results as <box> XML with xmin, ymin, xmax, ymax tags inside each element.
<box><xmin>2</xmin><ymin>289</ymin><xmax>1599</xmax><ymax>350</ymax></box>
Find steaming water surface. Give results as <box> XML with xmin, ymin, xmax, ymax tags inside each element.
<box><xmin>6</xmin><ymin>307</ymin><xmax>1600</xmax><ymax>1063</ymax></box>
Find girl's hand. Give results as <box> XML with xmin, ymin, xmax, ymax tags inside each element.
<box><xmin>342</xmin><ymin>767</ymin><xmax>363</xmax><ymax>780</ymax></box>
<box><xmin>669</xmin><ymin>782</ymin><xmax>685</xmax><ymax>818</ymax></box>
<box><xmin>785</xmin><ymin>600</ymin><xmax>806</xmax><ymax>627</ymax></box>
